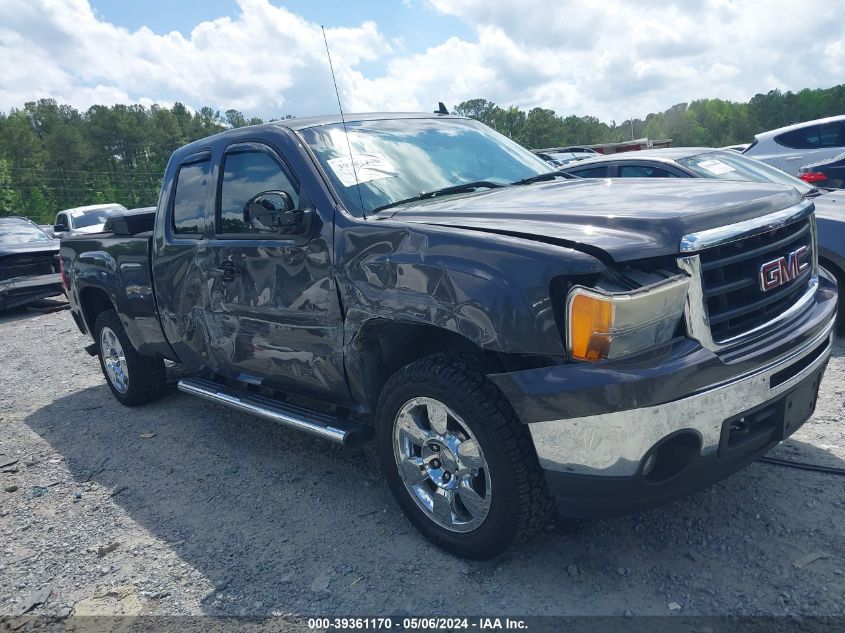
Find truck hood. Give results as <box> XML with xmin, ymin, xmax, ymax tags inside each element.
<box><xmin>383</xmin><ymin>178</ymin><xmax>804</xmax><ymax>262</ymax></box>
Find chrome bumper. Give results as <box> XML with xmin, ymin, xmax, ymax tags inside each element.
<box><xmin>529</xmin><ymin>316</ymin><xmax>835</xmax><ymax>477</ymax></box>
<box><xmin>0</xmin><ymin>273</ymin><xmax>62</xmax><ymax>294</ymax></box>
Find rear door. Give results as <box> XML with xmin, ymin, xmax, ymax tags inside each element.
<box><xmin>152</xmin><ymin>149</ymin><xmax>215</xmax><ymax>372</ymax></box>
<box><xmin>203</xmin><ymin>141</ymin><xmax>350</xmax><ymax>404</ymax></box>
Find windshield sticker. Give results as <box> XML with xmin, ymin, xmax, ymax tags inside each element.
<box><xmin>327</xmin><ymin>153</ymin><xmax>397</xmax><ymax>187</ymax></box>
<box><xmin>697</xmin><ymin>159</ymin><xmax>736</xmax><ymax>175</ymax></box>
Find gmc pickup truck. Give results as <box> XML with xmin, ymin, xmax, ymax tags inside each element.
<box><xmin>61</xmin><ymin>113</ymin><xmax>838</xmax><ymax>559</ymax></box>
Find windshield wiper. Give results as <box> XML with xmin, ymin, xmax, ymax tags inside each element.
<box><xmin>511</xmin><ymin>171</ymin><xmax>573</xmax><ymax>186</ymax></box>
<box><xmin>372</xmin><ymin>181</ymin><xmax>505</xmax><ymax>213</ymax></box>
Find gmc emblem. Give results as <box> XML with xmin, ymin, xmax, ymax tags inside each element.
<box><xmin>759</xmin><ymin>245</ymin><xmax>810</xmax><ymax>292</ymax></box>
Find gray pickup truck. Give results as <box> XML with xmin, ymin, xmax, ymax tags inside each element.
<box><xmin>61</xmin><ymin>113</ymin><xmax>838</xmax><ymax>558</ymax></box>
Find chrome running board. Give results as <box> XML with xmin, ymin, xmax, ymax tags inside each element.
<box><xmin>178</xmin><ymin>377</ymin><xmax>373</xmax><ymax>446</ymax></box>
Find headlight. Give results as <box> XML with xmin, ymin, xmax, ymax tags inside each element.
<box><xmin>567</xmin><ymin>276</ymin><xmax>690</xmax><ymax>361</ymax></box>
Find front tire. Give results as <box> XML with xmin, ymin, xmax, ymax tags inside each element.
<box><xmin>376</xmin><ymin>353</ymin><xmax>553</xmax><ymax>559</ymax></box>
<box><xmin>94</xmin><ymin>309</ymin><xmax>165</xmax><ymax>406</ymax></box>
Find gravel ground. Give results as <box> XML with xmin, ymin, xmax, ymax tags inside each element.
<box><xmin>1</xmin><ymin>299</ymin><xmax>844</xmax><ymax>621</ymax></box>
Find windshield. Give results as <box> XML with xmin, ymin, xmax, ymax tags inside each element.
<box><xmin>0</xmin><ymin>221</ymin><xmax>52</xmax><ymax>245</ymax></box>
<box><xmin>678</xmin><ymin>151</ymin><xmax>814</xmax><ymax>195</ymax></box>
<box><xmin>70</xmin><ymin>206</ymin><xmax>125</xmax><ymax>229</ymax></box>
<box><xmin>298</xmin><ymin>118</ymin><xmax>553</xmax><ymax>215</ymax></box>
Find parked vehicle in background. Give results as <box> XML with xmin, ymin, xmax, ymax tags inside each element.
<box><xmin>533</xmin><ymin>147</ymin><xmax>598</xmax><ymax>167</ymax></box>
<box><xmin>799</xmin><ymin>151</ymin><xmax>845</xmax><ymax>189</ymax></box>
<box><xmin>53</xmin><ymin>203</ymin><xmax>127</xmax><ymax>238</ymax></box>
<box><xmin>561</xmin><ymin>148</ymin><xmax>845</xmax><ymax>327</ymax></box>
<box><xmin>743</xmin><ymin>115</ymin><xmax>845</xmax><ymax>175</ymax></box>
<box><xmin>61</xmin><ymin>114</ymin><xmax>837</xmax><ymax>558</ymax></box>
<box><xmin>0</xmin><ymin>217</ymin><xmax>62</xmax><ymax>310</ymax></box>
<box><xmin>721</xmin><ymin>143</ymin><xmax>750</xmax><ymax>153</ymax></box>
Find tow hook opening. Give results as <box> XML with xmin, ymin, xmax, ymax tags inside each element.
<box><xmin>641</xmin><ymin>431</ymin><xmax>702</xmax><ymax>484</ymax></box>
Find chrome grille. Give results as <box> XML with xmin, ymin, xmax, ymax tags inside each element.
<box><xmin>697</xmin><ymin>217</ymin><xmax>813</xmax><ymax>341</ymax></box>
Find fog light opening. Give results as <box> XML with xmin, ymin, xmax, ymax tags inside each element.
<box><xmin>641</xmin><ymin>431</ymin><xmax>702</xmax><ymax>484</ymax></box>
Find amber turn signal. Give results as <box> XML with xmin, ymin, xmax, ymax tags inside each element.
<box><xmin>568</xmin><ymin>292</ymin><xmax>613</xmax><ymax>361</ymax></box>
<box><xmin>566</xmin><ymin>277</ymin><xmax>690</xmax><ymax>362</ymax></box>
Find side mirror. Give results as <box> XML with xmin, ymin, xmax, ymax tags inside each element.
<box><xmin>243</xmin><ymin>191</ymin><xmax>313</xmax><ymax>236</ymax></box>
<box><xmin>53</xmin><ymin>225</ymin><xmax>64</xmax><ymax>233</ymax></box>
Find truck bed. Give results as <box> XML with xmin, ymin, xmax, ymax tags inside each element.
<box><xmin>61</xmin><ymin>231</ymin><xmax>174</xmax><ymax>359</ymax></box>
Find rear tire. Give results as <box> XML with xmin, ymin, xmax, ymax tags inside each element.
<box><xmin>376</xmin><ymin>352</ymin><xmax>554</xmax><ymax>559</ymax></box>
<box><xmin>94</xmin><ymin>309</ymin><xmax>166</xmax><ymax>406</ymax></box>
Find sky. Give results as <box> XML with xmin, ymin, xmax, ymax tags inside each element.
<box><xmin>1</xmin><ymin>0</ymin><xmax>843</xmax><ymax>123</ymax></box>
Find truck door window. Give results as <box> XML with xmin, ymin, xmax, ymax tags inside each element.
<box><xmin>55</xmin><ymin>213</ymin><xmax>69</xmax><ymax>230</ymax></box>
<box><xmin>218</xmin><ymin>148</ymin><xmax>299</xmax><ymax>236</ymax></box>
<box><xmin>172</xmin><ymin>160</ymin><xmax>212</xmax><ymax>236</ymax></box>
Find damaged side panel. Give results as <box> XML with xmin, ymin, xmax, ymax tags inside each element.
<box><xmin>335</xmin><ymin>215</ymin><xmax>606</xmax><ymax>405</ymax></box>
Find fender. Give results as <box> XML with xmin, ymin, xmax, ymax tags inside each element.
<box><xmin>334</xmin><ymin>215</ymin><xmax>606</xmax><ymax>406</ymax></box>
<box><xmin>62</xmin><ymin>237</ymin><xmax>175</xmax><ymax>360</ymax></box>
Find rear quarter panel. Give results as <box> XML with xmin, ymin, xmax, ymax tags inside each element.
<box><xmin>62</xmin><ymin>234</ymin><xmax>175</xmax><ymax>359</ymax></box>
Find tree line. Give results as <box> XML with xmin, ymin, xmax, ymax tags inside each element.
<box><xmin>454</xmin><ymin>84</ymin><xmax>845</xmax><ymax>150</ymax></box>
<box><xmin>0</xmin><ymin>102</ymin><xmax>267</xmax><ymax>224</ymax></box>
<box><xmin>1</xmin><ymin>84</ymin><xmax>844</xmax><ymax>223</ymax></box>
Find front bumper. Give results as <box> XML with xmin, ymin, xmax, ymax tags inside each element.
<box><xmin>489</xmin><ymin>270</ymin><xmax>837</xmax><ymax>518</ymax></box>
<box><xmin>0</xmin><ymin>273</ymin><xmax>63</xmax><ymax>309</ymax></box>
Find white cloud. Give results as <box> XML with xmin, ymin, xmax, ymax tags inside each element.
<box><xmin>423</xmin><ymin>0</ymin><xmax>845</xmax><ymax>119</ymax></box>
<box><xmin>0</xmin><ymin>0</ymin><xmax>390</xmax><ymax>116</ymax></box>
<box><xmin>0</xmin><ymin>0</ymin><xmax>843</xmax><ymax>122</ymax></box>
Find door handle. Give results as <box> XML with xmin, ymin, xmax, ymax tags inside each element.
<box><xmin>216</xmin><ymin>261</ymin><xmax>238</xmax><ymax>282</ymax></box>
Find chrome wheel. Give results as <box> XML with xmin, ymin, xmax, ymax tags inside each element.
<box><xmin>100</xmin><ymin>326</ymin><xmax>129</xmax><ymax>394</ymax></box>
<box><xmin>392</xmin><ymin>397</ymin><xmax>491</xmax><ymax>533</ymax></box>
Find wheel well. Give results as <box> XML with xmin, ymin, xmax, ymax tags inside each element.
<box><xmin>79</xmin><ymin>287</ymin><xmax>116</xmax><ymax>335</ymax></box>
<box><xmin>351</xmin><ymin>320</ymin><xmax>502</xmax><ymax>412</ymax></box>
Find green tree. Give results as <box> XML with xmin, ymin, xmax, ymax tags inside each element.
<box><xmin>523</xmin><ymin>108</ymin><xmax>562</xmax><ymax>148</ymax></box>
<box><xmin>0</xmin><ymin>159</ymin><xmax>23</xmax><ymax>214</ymax></box>
<box><xmin>491</xmin><ymin>106</ymin><xmax>526</xmax><ymax>144</ymax></box>
<box><xmin>453</xmin><ymin>99</ymin><xmax>497</xmax><ymax>126</ymax></box>
<box><xmin>225</xmin><ymin>109</ymin><xmax>247</xmax><ymax>128</ymax></box>
<box><xmin>2</xmin><ymin>83</ymin><xmax>845</xmax><ymax>222</ymax></box>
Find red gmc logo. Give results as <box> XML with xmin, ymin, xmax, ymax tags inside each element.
<box><xmin>759</xmin><ymin>245</ymin><xmax>810</xmax><ymax>292</ymax></box>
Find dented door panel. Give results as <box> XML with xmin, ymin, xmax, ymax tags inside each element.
<box><xmin>205</xmin><ymin>236</ymin><xmax>351</xmax><ymax>405</ymax></box>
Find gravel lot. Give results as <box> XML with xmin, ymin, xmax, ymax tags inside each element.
<box><xmin>1</xmin><ymin>299</ymin><xmax>844</xmax><ymax>621</ymax></box>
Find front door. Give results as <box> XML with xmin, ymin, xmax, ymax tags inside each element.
<box><xmin>204</xmin><ymin>141</ymin><xmax>350</xmax><ymax>405</ymax></box>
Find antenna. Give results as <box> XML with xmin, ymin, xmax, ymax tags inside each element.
<box><xmin>322</xmin><ymin>26</ymin><xmax>366</xmax><ymax>219</ymax></box>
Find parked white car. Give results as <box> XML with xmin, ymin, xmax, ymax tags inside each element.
<box><xmin>52</xmin><ymin>203</ymin><xmax>127</xmax><ymax>238</ymax></box>
<box><xmin>743</xmin><ymin>114</ymin><xmax>845</xmax><ymax>175</ymax></box>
